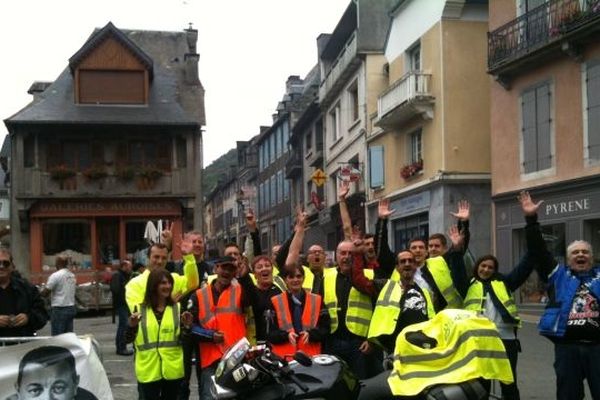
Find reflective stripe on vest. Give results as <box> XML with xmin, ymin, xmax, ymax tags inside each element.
<box><xmin>134</xmin><ymin>303</ymin><xmax>184</xmax><ymax>383</ymax></box>
<box><xmin>368</xmin><ymin>280</ymin><xmax>434</xmax><ymax>340</ymax></box>
<box><xmin>388</xmin><ymin>309</ymin><xmax>513</xmax><ymax>397</ymax></box>
<box><xmin>324</xmin><ymin>268</ymin><xmax>373</xmax><ymax>337</ymax></box>
<box><xmin>464</xmin><ymin>280</ymin><xmax>521</xmax><ymax>327</ymax></box>
<box><xmin>426</xmin><ymin>256</ymin><xmax>463</xmax><ymax>309</ymax></box>
<box><xmin>272</xmin><ymin>294</ymin><xmax>294</xmax><ymax>331</ymax></box>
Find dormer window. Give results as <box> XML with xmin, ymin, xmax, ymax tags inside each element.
<box><xmin>69</xmin><ymin>22</ymin><xmax>153</xmax><ymax>105</ymax></box>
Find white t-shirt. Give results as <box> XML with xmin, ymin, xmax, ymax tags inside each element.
<box><xmin>46</xmin><ymin>268</ymin><xmax>76</xmax><ymax>307</ymax></box>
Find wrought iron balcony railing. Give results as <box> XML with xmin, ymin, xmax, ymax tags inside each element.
<box><xmin>488</xmin><ymin>0</ymin><xmax>600</xmax><ymax>71</ymax></box>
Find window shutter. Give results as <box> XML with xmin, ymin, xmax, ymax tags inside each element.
<box><xmin>368</xmin><ymin>145</ymin><xmax>384</xmax><ymax>188</ymax></box>
<box><xmin>521</xmin><ymin>89</ymin><xmax>537</xmax><ymax>173</ymax></box>
<box><xmin>536</xmin><ymin>84</ymin><xmax>552</xmax><ymax>170</ymax></box>
<box><xmin>587</xmin><ymin>63</ymin><xmax>600</xmax><ymax>160</ymax></box>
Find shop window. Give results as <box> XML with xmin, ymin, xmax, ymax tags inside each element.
<box><xmin>393</xmin><ymin>212</ymin><xmax>429</xmax><ymax>252</ymax></box>
<box><xmin>514</xmin><ymin>223</ymin><xmax>565</xmax><ymax>304</ymax></box>
<box><xmin>42</xmin><ymin>220</ymin><xmax>91</xmax><ymax>269</ymax></box>
<box><xmin>126</xmin><ymin>220</ymin><xmax>151</xmax><ymax>266</ymax></box>
<box><xmin>584</xmin><ymin>219</ymin><xmax>600</xmax><ymax>265</ymax></box>
<box><xmin>97</xmin><ymin>217</ymin><xmax>119</xmax><ymax>265</ymax></box>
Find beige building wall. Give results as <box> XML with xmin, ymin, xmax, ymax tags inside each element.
<box><xmin>364</xmin><ymin>54</ymin><xmax>389</xmax><ymax>129</ymax></box>
<box><xmin>442</xmin><ymin>20</ymin><xmax>491</xmax><ymax>173</ymax></box>
<box><xmin>491</xmin><ymin>44</ymin><xmax>600</xmax><ymax>195</ymax></box>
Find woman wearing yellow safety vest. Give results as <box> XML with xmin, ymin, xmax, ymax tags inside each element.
<box><xmin>462</xmin><ymin>191</ymin><xmax>544</xmax><ymax>400</ymax></box>
<box><xmin>126</xmin><ymin>269</ymin><xmax>192</xmax><ymax>400</ymax></box>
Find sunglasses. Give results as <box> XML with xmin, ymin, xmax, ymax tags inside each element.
<box><xmin>0</xmin><ymin>260</ymin><xmax>11</xmax><ymax>268</ymax></box>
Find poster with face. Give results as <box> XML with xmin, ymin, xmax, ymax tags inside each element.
<box><xmin>0</xmin><ymin>333</ymin><xmax>112</xmax><ymax>400</ymax></box>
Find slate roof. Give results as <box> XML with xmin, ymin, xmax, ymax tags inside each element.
<box><xmin>5</xmin><ymin>23</ymin><xmax>205</xmax><ymax>129</ymax></box>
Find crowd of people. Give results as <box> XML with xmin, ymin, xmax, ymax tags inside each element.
<box><xmin>0</xmin><ymin>189</ymin><xmax>598</xmax><ymax>400</ymax></box>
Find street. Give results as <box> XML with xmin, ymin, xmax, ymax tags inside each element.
<box><xmin>34</xmin><ymin>312</ymin><xmax>595</xmax><ymax>400</ymax></box>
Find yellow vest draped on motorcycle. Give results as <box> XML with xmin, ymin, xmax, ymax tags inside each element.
<box><xmin>388</xmin><ymin>309</ymin><xmax>513</xmax><ymax>396</ymax></box>
<box><xmin>324</xmin><ymin>268</ymin><xmax>374</xmax><ymax>337</ymax></box>
<box><xmin>368</xmin><ymin>280</ymin><xmax>435</xmax><ymax>339</ymax></box>
<box><xmin>134</xmin><ymin>303</ymin><xmax>184</xmax><ymax>383</ymax></box>
<box><xmin>464</xmin><ymin>279</ymin><xmax>521</xmax><ymax>328</ymax></box>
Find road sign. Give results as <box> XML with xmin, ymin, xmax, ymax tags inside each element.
<box><xmin>311</xmin><ymin>169</ymin><xmax>327</xmax><ymax>187</ymax></box>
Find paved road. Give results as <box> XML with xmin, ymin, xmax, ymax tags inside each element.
<box><xmin>37</xmin><ymin>312</ymin><xmax>592</xmax><ymax>400</ymax></box>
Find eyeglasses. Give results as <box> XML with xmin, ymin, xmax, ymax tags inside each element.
<box><xmin>0</xmin><ymin>260</ymin><xmax>11</xmax><ymax>268</ymax></box>
<box><xmin>308</xmin><ymin>250</ymin><xmax>324</xmax><ymax>255</ymax></box>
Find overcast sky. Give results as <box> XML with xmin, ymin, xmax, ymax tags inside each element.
<box><xmin>0</xmin><ymin>0</ymin><xmax>349</xmax><ymax>166</ymax></box>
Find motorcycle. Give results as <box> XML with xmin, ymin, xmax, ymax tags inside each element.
<box><xmin>210</xmin><ymin>338</ymin><xmax>359</xmax><ymax>400</ymax></box>
<box><xmin>209</xmin><ymin>338</ymin><xmax>489</xmax><ymax>400</ymax></box>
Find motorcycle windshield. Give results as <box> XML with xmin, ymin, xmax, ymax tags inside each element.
<box><xmin>215</xmin><ymin>337</ymin><xmax>251</xmax><ymax>381</ymax></box>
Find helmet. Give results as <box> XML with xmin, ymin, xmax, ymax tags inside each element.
<box><xmin>424</xmin><ymin>379</ymin><xmax>488</xmax><ymax>400</ymax></box>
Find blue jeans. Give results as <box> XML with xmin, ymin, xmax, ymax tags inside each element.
<box><xmin>51</xmin><ymin>306</ymin><xmax>76</xmax><ymax>335</ymax></box>
<box><xmin>200</xmin><ymin>364</ymin><xmax>217</xmax><ymax>400</ymax></box>
<box><xmin>554</xmin><ymin>342</ymin><xmax>600</xmax><ymax>400</ymax></box>
<box><xmin>115</xmin><ymin>305</ymin><xmax>129</xmax><ymax>352</ymax></box>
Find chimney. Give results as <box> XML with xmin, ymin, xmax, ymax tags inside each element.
<box><xmin>184</xmin><ymin>53</ymin><xmax>200</xmax><ymax>85</ymax></box>
<box><xmin>286</xmin><ymin>75</ymin><xmax>304</xmax><ymax>95</ymax></box>
<box><xmin>27</xmin><ymin>81</ymin><xmax>52</xmax><ymax>100</ymax></box>
<box><xmin>185</xmin><ymin>23</ymin><xmax>198</xmax><ymax>53</ymax></box>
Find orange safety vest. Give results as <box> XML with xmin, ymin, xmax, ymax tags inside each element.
<box><xmin>270</xmin><ymin>290</ymin><xmax>322</xmax><ymax>357</ymax></box>
<box><xmin>196</xmin><ymin>282</ymin><xmax>247</xmax><ymax>368</ymax></box>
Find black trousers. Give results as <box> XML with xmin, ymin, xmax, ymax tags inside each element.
<box><xmin>138</xmin><ymin>378</ymin><xmax>182</xmax><ymax>400</ymax></box>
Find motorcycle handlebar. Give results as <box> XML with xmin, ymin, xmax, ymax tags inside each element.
<box><xmin>287</xmin><ymin>372</ymin><xmax>309</xmax><ymax>393</ymax></box>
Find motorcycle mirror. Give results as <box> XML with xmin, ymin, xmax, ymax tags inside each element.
<box><xmin>293</xmin><ymin>351</ymin><xmax>312</xmax><ymax>367</ymax></box>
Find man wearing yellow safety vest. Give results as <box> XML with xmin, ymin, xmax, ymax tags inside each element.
<box><xmin>358</xmin><ymin>309</ymin><xmax>514</xmax><ymax>400</ymax></box>
<box><xmin>352</xmin><ymin>245</ymin><xmax>435</xmax><ymax>354</ymax></box>
<box><xmin>125</xmin><ymin>241</ymin><xmax>199</xmax><ymax>313</ymax></box>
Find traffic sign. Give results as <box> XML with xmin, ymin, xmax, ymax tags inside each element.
<box><xmin>311</xmin><ymin>169</ymin><xmax>327</xmax><ymax>187</ymax></box>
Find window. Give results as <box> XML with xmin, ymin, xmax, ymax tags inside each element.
<box><xmin>277</xmin><ymin>171</ymin><xmax>283</xmax><ymax>204</ymax></box>
<box><xmin>258</xmin><ymin>183</ymin><xmax>264</xmax><ymax>212</ymax></box>
<box><xmin>584</xmin><ymin>219</ymin><xmax>600</xmax><ymax>265</ymax></box>
<box><xmin>282</xmin><ymin>122</ymin><xmax>289</xmax><ymax>153</ymax></box>
<box><xmin>270</xmin><ymin>175</ymin><xmax>276</xmax><ymax>207</ymax></box>
<box><xmin>63</xmin><ymin>141</ymin><xmax>91</xmax><ymax>169</ymax></box>
<box><xmin>368</xmin><ymin>146</ymin><xmax>384</xmax><ymax>188</ymax></box>
<box><xmin>329</xmin><ymin>103</ymin><xmax>341</xmax><ymax>143</ymax></box>
<box><xmin>42</xmin><ymin>219</ymin><xmax>91</xmax><ymax>258</ymax></box>
<box><xmin>514</xmin><ymin>223</ymin><xmax>564</xmax><ymax>303</ymax></box>
<box><xmin>275</xmin><ymin>128</ymin><xmax>281</xmax><ymax>159</ymax></box>
<box><xmin>585</xmin><ymin>62</ymin><xmax>600</xmax><ymax>161</ymax></box>
<box><xmin>259</xmin><ymin>144</ymin><xmax>264</xmax><ymax>171</ymax></box>
<box><xmin>283</xmin><ymin>177</ymin><xmax>290</xmax><ymax>200</ymax></box>
<box><xmin>410</xmin><ymin>130</ymin><xmax>422</xmax><ymax>163</ymax></box>
<box><xmin>305</xmin><ymin>130</ymin><xmax>313</xmax><ymax>153</ymax></box>
<box><xmin>348</xmin><ymin>81</ymin><xmax>359</xmax><ymax>123</ymax></box>
<box><xmin>521</xmin><ymin>82</ymin><xmax>553</xmax><ymax>174</ymax></box>
<box><xmin>78</xmin><ymin>70</ymin><xmax>145</xmax><ymax>104</ymax></box>
<box><xmin>278</xmin><ymin>126</ymin><xmax>284</xmax><ymax>158</ymax></box>
<box><xmin>408</xmin><ymin>44</ymin><xmax>421</xmax><ymax>71</ymax></box>
<box><xmin>269</xmin><ymin>135</ymin><xmax>275</xmax><ymax>164</ymax></box>
<box><xmin>393</xmin><ymin>212</ymin><xmax>429</xmax><ymax>252</ymax></box>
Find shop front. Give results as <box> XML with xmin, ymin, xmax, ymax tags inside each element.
<box><xmin>494</xmin><ymin>176</ymin><xmax>600</xmax><ymax>305</ymax></box>
<box><xmin>28</xmin><ymin>199</ymin><xmax>183</xmax><ymax>284</ymax></box>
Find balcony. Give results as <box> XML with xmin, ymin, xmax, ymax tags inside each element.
<box><xmin>284</xmin><ymin>153</ymin><xmax>302</xmax><ymax>179</ymax></box>
<box><xmin>319</xmin><ymin>32</ymin><xmax>361</xmax><ymax>107</ymax></box>
<box><xmin>488</xmin><ymin>0</ymin><xmax>600</xmax><ymax>83</ymax></box>
<box><xmin>375</xmin><ymin>71</ymin><xmax>434</xmax><ymax>129</ymax></box>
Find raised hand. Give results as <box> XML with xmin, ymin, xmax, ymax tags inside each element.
<box><xmin>518</xmin><ymin>191</ymin><xmax>543</xmax><ymax>216</ymax></box>
<box><xmin>378</xmin><ymin>199</ymin><xmax>395</xmax><ymax>219</ymax></box>
<box><xmin>160</xmin><ymin>220</ymin><xmax>173</xmax><ymax>250</ymax></box>
<box><xmin>178</xmin><ymin>234</ymin><xmax>193</xmax><ymax>256</ymax></box>
<box><xmin>448</xmin><ymin>225</ymin><xmax>464</xmax><ymax>250</ymax></box>
<box><xmin>450</xmin><ymin>200</ymin><xmax>470</xmax><ymax>221</ymax></box>
<box><xmin>294</xmin><ymin>205</ymin><xmax>307</xmax><ymax>231</ymax></box>
<box><xmin>246</xmin><ymin>208</ymin><xmax>257</xmax><ymax>232</ymax></box>
<box><xmin>338</xmin><ymin>180</ymin><xmax>350</xmax><ymax>201</ymax></box>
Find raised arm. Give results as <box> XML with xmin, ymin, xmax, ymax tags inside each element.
<box><xmin>350</xmin><ymin>239</ymin><xmax>378</xmax><ymax>298</ymax></box>
<box><xmin>285</xmin><ymin>208</ymin><xmax>307</xmax><ymax>272</ymax></box>
<box><xmin>446</xmin><ymin>225</ymin><xmax>469</xmax><ymax>298</ymax></box>
<box><xmin>338</xmin><ymin>180</ymin><xmax>353</xmax><ymax>241</ymax></box>
<box><xmin>178</xmin><ymin>235</ymin><xmax>200</xmax><ymax>294</ymax></box>
<box><xmin>246</xmin><ymin>208</ymin><xmax>262</xmax><ymax>257</ymax></box>
<box><xmin>375</xmin><ymin>199</ymin><xmax>396</xmax><ymax>279</ymax></box>
<box><xmin>450</xmin><ymin>200</ymin><xmax>470</xmax><ymax>253</ymax></box>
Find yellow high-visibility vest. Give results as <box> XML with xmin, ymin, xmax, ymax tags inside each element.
<box><xmin>388</xmin><ymin>309</ymin><xmax>513</xmax><ymax>396</ymax></box>
<box><xmin>368</xmin><ymin>280</ymin><xmax>435</xmax><ymax>339</ymax></box>
<box><xmin>464</xmin><ymin>279</ymin><xmax>521</xmax><ymax>328</ymax></box>
<box><xmin>134</xmin><ymin>303</ymin><xmax>184</xmax><ymax>383</ymax></box>
<box><xmin>323</xmin><ymin>268</ymin><xmax>374</xmax><ymax>337</ymax></box>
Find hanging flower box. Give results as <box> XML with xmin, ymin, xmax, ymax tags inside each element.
<box><xmin>400</xmin><ymin>159</ymin><xmax>423</xmax><ymax>180</ymax></box>
<box><xmin>49</xmin><ymin>165</ymin><xmax>76</xmax><ymax>181</ymax></box>
<box><xmin>115</xmin><ymin>165</ymin><xmax>136</xmax><ymax>182</ymax></box>
<box><xmin>82</xmin><ymin>165</ymin><xmax>108</xmax><ymax>181</ymax></box>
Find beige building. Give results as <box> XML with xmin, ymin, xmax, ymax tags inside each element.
<box><xmin>366</xmin><ymin>0</ymin><xmax>491</xmax><ymax>256</ymax></box>
<box><xmin>489</xmin><ymin>0</ymin><xmax>600</xmax><ymax>303</ymax></box>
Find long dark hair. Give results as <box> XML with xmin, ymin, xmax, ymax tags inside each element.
<box><xmin>473</xmin><ymin>254</ymin><xmax>499</xmax><ymax>280</ymax></box>
<box><xmin>144</xmin><ymin>269</ymin><xmax>174</xmax><ymax>310</ymax></box>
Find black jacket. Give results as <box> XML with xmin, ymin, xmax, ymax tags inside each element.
<box><xmin>0</xmin><ymin>276</ymin><xmax>48</xmax><ymax>337</ymax></box>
